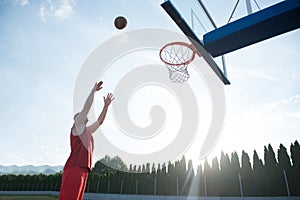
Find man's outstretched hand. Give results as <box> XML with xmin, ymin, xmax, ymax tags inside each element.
<box><xmin>103</xmin><ymin>93</ymin><xmax>114</xmax><ymax>107</ymax></box>
<box><xmin>93</xmin><ymin>81</ymin><xmax>103</xmax><ymax>92</ymax></box>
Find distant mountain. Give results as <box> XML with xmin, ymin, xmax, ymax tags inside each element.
<box><xmin>0</xmin><ymin>165</ymin><xmax>63</xmax><ymax>175</ymax></box>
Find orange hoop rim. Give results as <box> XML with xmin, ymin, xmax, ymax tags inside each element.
<box><xmin>159</xmin><ymin>42</ymin><xmax>196</xmax><ymax>66</ymax></box>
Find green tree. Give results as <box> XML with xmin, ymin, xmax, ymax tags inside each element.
<box><xmin>220</xmin><ymin>152</ymin><xmax>232</xmax><ymax>196</ymax></box>
<box><xmin>211</xmin><ymin>157</ymin><xmax>220</xmax><ymax>195</ymax></box>
<box><xmin>264</xmin><ymin>144</ymin><xmax>284</xmax><ymax>196</ymax></box>
<box><xmin>196</xmin><ymin>164</ymin><xmax>205</xmax><ymax>196</ymax></box>
<box><xmin>230</xmin><ymin>152</ymin><xmax>241</xmax><ymax>196</ymax></box>
<box><xmin>146</xmin><ymin>163</ymin><xmax>150</xmax><ymax>174</ymax></box>
<box><xmin>156</xmin><ymin>162</ymin><xmax>167</xmax><ymax>195</ymax></box>
<box><xmin>253</xmin><ymin>150</ymin><xmax>263</xmax><ymax>171</ymax></box>
<box><xmin>291</xmin><ymin>140</ymin><xmax>300</xmax><ymax>167</ymax></box>
<box><xmin>231</xmin><ymin>152</ymin><xmax>241</xmax><ymax>173</ymax></box>
<box><xmin>211</xmin><ymin>157</ymin><xmax>220</xmax><ymax>172</ymax></box>
<box><xmin>179</xmin><ymin>156</ymin><xmax>187</xmax><ymax>175</ymax></box>
<box><xmin>129</xmin><ymin>164</ymin><xmax>133</xmax><ymax>172</ymax></box>
<box><xmin>241</xmin><ymin>150</ymin><xmax>251</xmax><ymax>171</ymax></box>
<box><xmin>167</xmin><ymin>161</ymin><xmax>176</xmax><ymax>195</ymax></box>
<box><xmin>93</xmin><ymin>155</ymin><xmax>127</xmax><ymax>176</ymax></box>
<box><xmin>162</xmin><ymin>162</ymin><xmax>167</xmax><ymax>174</ymax></box>
<box><xmin>181</xmin><ymin>159</ymin><xmax>194</xmax><ymax>195</ymax></box>
<box><xmin>241</xmin><ymin>150</ymin><xmax>253</xmax><ymax>196</ymax></box>
<box><xmin>278</xmin><ymin>143</ymin><xmax>291</xmax><ymax>169</ymax></box>
<box><xmin>137</xmin><ymin>165</ymin><xmax>142</xmax><ymax>173</ymax></box>
<box><xmin>203</xmin><ymin>158</ymin><xmax>211</xmax><ymax>195</ymax></box>
<box><xmin>220</xmin><ymin>151</ymin><xmax>230</xmax><ymax>172</ymax></box>
<box><xmin>157</xmin><ymin>163</ymin><xmax>161</xmax><ymax>174</ymax></box>
<box><xmin>264</xmin><ymin>144</ymin><xmax>277</xmax><ymax>168</ymax></box>
<box><xmin>151</xmin><ymin>163</ymin><xmax>156</xmax><ymax>174</ymax></box>
<box><xmin>252</xmin><ymin>149</ymin><xmax>265</xmax><ymax>195</ymax></box>
<box><xmin>290</xmin><ymin>141</ymin><xmax>300</xmax><ymax>195</ymax></box>
<box><xmin>177</xmin><ymin>156</ymin><xmax>187</xmax><ymax>195</ymax></box>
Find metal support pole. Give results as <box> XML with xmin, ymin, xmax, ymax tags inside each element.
<box><xmin>154</xmin><ymin>177</ymin><xmax>157</xmax><ymax>195</ymax></box>
<box><xmin>245</xmin><ymin>0</ymin><xmax>253</xmax><ymax>14</ymax></box>
<box><xmin>227</xmin><ymin>0</ymin><xmax>240</xmax><ymax>23</ymax></box>
<box><xmin>135</xmin><ymin>179</ymin><xmax>138</xmax><ymax>195</ymax></box>
<box><xmin>204</xmin><ymin>175</ymin><xmax>207</xmax><ymax>196</ymax></box>
<box><xmin>238</xmin><ymin>173</ymin><xmax>244</xmax><ymax>197</ymax></box>
<box><xmin>120</xmin><ymin>179</ymin><xmax>124</xmax><ymax>194</ymax></box>
<box><xmin>176</xmin><ymin>177</ymin><xmax>179</xmax><ymax>196</ymax></box>
<box><xmin>107</xmin><ymin>180</ymin><xmax>110</xmax><ymax>194</ymax></box>
<box><xmin>96</xmin><ymin>180</ymin><xmax>100</xmax><ymax>193</ymax></box>
<box><xmin>283</xmin><ymin>169</ymin><xmax>291</xmax><ymax>197</ymax></box>
<box><xmin>222</xmin><ymin>56</ymin><xmax>227</xmax><ymax>78</ymax></box>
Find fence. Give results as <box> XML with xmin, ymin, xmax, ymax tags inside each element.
<box><xmin>0</xmin><ymin>169</ymin><xmax>298</xmax><ymax>197</ymax></box>
<box><xmin>1</xmin><ymin>191</ymin><xmax>300</xmax><ymax>200</ymax></box>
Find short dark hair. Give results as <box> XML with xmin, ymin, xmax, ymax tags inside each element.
<box><xmin>73</xmin><ymin>112</ymin><xmax>80</xmax><ymax>120</ymax></box>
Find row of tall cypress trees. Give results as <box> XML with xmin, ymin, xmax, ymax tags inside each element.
<box><xmin>0</xmin><ymin>141</ymin><xmax>299</xmax><ymax>196</ymax></box>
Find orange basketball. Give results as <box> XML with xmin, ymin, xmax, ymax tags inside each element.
<box><xmin>114</xmin><ymin>16</ymin><xmax>127</xmax><ymax>30</ymax></box>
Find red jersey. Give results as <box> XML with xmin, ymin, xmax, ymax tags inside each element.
<box><xmin>64</xmin><ymin>128</ymin><xmax>94</xmax><ymax>171</ymax></box>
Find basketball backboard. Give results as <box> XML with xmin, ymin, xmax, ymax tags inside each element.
<box><xmin>161</xmin><ymin>0</ymin><xmax>230</xmax><ymax>85</ymax></box>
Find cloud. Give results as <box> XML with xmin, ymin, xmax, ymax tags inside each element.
<box><xmin>215</xmin><ymin>94</ymin><xmax>300</xmax><ymax>161</ymax></box>
<box><xmin>231</xmin><ymin>66</ymin><xmax>281</xmax><ymax>82</ymax></box>
<box><xmin>14</xmin><ymin>0</ymin><xmax>29</xmax><ymax>6</ymax></box>
<box><xmin>0</xmin><ymin>0</ymin><xmax>29</xmax><ymax>6</ymax></box>
<box><xmin>40</xmin><ymin>0</ymin><xmax>75</xmax><ymax>21</ymax></box>
<box><xmin>228</xmin><ymin>94</ymin><xmax>300</xmax><ymax>140</ymax></box>
<box><xmin>54</xmin><ymin>0</ymin><xmax>74</xmax><ymax>18</ymax></box>
<box><xmin>261</xmin><ymin>94</ymin><xmax>300</xmax><ymax>121</ymax></box>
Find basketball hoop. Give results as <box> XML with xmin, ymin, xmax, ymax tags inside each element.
<box><xmin>159</xmin><ymin>42</ymin><xmax>197</xmax><ymax>83</ymax></box>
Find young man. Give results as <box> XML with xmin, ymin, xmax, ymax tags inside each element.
<box><xmin>59</xmin><ymin>81</ymin><xmax>114</xmax><ymax>200</ymax></box>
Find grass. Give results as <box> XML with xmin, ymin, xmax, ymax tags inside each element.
<box><xmin>0</xmin><ymin>195</ymin><xmax>57</xmax><ymax>200</ymax></box>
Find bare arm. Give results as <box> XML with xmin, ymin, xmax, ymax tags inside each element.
<box><xmin>73</xmin><ymin>82</ymin><xmax>103</xmax><ymax>135</ymax></box>
<box><xmin>87</xmin><ymin>93</ymin><xmax>114</xmax><ymax>134</ymax></box>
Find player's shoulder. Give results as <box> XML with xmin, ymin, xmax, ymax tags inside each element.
<box><xmin>71</xmin><ymin>123</ymin><xmax>86</xmax><ymax>136</ymax></box>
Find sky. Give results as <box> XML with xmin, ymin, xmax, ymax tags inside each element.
<box><xmin>0</xmin><ymin>0</ymin><xmax>299</xmax><ymax>168</ymax></box>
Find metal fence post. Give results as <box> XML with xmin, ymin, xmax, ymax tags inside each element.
<box><xmin>204</xmin><ymin>175</ymin><xmax>207</xmax><ymax>196</ymax></box>
<box><xmin>107</xmin><ymin>180</ymin><xmax>110</xmax><ymax>194</ymax></box>
<box><xmin>120</xmin><ymin>179</ymin><xmax>123</xmax><ymax>194</ymax></box>
<box><xmin>154</xmin><ymin>177</ymin><xmax>157</xmax><ymax>195</ymax></box>
<box><xmin>238</xmin><ymin>173</ymin><xmax>244</xmax><ymax>197</ymax></box>
<box><xmin>135</xmin><ymin>179</ymin><xmax>138</xmax><ymax>195</ymax></box>
<box><xmin>176</xmin><ymin>177</ymin><xmax>179</xmax><ymax>196</ymax></box>
<box><xmin>96</xmin><ymin>180</ymin><xmax>100</xmax><ymax>193</ymax></box>
<box><xmin>283</xmin><ymin>169</ymin><xmax>291</xmax><ymax>197</ymax></box>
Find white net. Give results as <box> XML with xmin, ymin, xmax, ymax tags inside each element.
<box><xmin>160</xmin><ymin>42</ymin><xmax>195</xmax><ymax>83</ymax></box>
<box><xmin>168</xmin><ymin>68</ymin><xmax>190</xmax><ymax>83</ymax></box>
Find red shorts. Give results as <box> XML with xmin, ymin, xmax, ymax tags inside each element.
<box><xmin>59</xmin><ymin>167</ymin><xmax>89</xmax><ymax>200</ymax></box>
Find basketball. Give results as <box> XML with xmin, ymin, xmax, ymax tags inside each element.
<box><xmin>114</xmin><ymin>16</ymin><xmax>127</xmax><ymax>30</ymax></box>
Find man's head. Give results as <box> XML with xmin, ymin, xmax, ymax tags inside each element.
<box><xmin>74</xmin><ymin>113</ymin><xmax>88</xmax><ymax>125</ymax></box>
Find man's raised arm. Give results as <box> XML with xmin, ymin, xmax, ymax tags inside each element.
<box><xmin>87</xmin><ymin>93</ymin><xmax>114</xmax><ymax>134</ymax></box>
<box><xmin>73</xmin><ymin>82</ymin><xmax>103</xmax><ymax>134</ymax></box>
